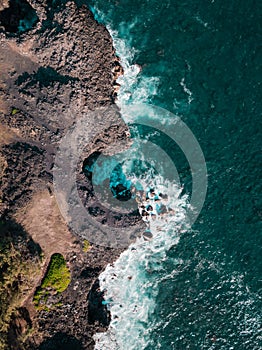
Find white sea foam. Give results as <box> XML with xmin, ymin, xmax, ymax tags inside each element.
<box><xmin>90</xmin><ymin>6</ymin><xmax>261</xmax><ymax>350</ymax></box>
<box><xmin>90</xmin><ymin>6</ymin><xmax>186</xmax><ymax>350</ymax></box>
<box><xmin>110</xmin><ymin>27</ymin><xmax>159</xmax><ymax>107</ymax></box>
<box><xmin>94</xmin><ymin>175</ymin><xmax>190</xmax><ymax>350</ymax></box>
<box><xmin>90</xmin><ymin>6</ymin><xmax>159</xmax><ymax>107</ymax></box>
<box><xmin>180</xmin><ymin>77</ymin><xmax>194</xmax><ymax>104</ymax></box>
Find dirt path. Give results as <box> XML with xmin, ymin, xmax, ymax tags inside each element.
<box><xmin>13</xmin><ymin>189</ymin><xmax>79</xmax><ymax>321</ymax></box>
<box><xmin>15</xmin><ymin>189</ymin><xmax>76</xmax><ymax>258</ymax></box>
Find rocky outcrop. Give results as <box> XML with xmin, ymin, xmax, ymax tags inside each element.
<box><xmin>0</xmin><ymin>1</ymin><xmax>138</xmax><ymax>349</ymax></box>
<box><xmin>29</xmin><ymin>244</ymin><xmax>123</xmax><ymax>350</ymax></box>
<box><xmin>0</xmin><ymin>0</ymin><xmax>124</xmax><ymax>215</ymax></box>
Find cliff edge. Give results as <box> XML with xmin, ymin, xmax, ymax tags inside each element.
<box><xmin>0</xmin><ymin>1</ymin><xmax>133</xmax><ymax>349</ymax></box>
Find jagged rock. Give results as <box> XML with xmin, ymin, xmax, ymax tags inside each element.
<box><xmin>0</xmin><ymin>1</ymin><xmax>138</xmax><ymax>349</ymax></box>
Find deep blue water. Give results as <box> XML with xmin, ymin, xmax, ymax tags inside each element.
<box><xmin>88</xmin><ymin>1</ymin><xmax>262</xmax><ymax>349</ymax></box>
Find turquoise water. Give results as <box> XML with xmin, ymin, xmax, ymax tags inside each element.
<box><xmin>88</xmin><ymin>1</ymin><xmax>262</xmax><ymax>349</ymax></box>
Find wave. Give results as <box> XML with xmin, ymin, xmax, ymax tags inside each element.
<box><xmin>90</xmin><ymin>5</ymin><xmax>188</xmax><ymax>350</ymax></box>
<box><xmin>94</xmin><ymin>174</ymin><xmax>189</xmax><ymax>350</ymax></box>
<box><xmin>90</xmin><ymin>5</ymin><xmax>159</xmax><ymax>107</ymax></box>
<box><xmin>89</xmin><ymin>4</ymin><xmax>262</xmax><ymax>350</ymax></box>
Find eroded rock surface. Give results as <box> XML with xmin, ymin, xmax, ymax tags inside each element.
<box><xmin>0</xmin><ymin>1</ymin><xmax>139</xmax><ymax>349</ymax></box>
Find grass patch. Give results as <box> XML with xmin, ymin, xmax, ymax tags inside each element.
<box><xmin>33</xmin><ymin>253</ymin><xmax>70</xmax><ymax>310</ymax></box>
<box><xmin>11</xmin><ymin>107</ymin><xmax>20</xmax><ymax>115</ymax></box>
<box><xmin>0</xmin><ymin>221</ymin><xmax>42</xmax><ymax>349</ymax></box>
<box><xmin>83</xmin><ymin>239</ymin><xmax>91</xmax><ymax>252</ymax></box>
<box><xmin>41</xmin><ymin>253</ymin><xmax>70</xmax><ymax>292</ymax></box>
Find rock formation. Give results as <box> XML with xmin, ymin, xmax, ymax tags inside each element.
<box><xmin>0</xmin><ymin>1</ymin><xmax>139</xmax><ymax>349</ymax></box>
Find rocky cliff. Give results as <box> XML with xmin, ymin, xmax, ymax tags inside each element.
<box><xmin>0</xmin><ymin>1</ymin><xmax>134</xmax><ymax>349</ymax></box>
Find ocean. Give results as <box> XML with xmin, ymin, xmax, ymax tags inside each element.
<box><xmin>87</xmin><ymin>1</ymin><xmax>262</xmax><ymax>349</ymax></box>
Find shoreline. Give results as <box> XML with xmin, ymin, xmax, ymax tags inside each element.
<box><xmin>0</xmin><ymin>1</ymin><xmax>132</xmax><ymax>349</ymax></box>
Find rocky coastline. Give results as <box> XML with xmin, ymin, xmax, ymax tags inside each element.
<box><xmin>0</xmin><ymin>1</ymin><xmax>137</xmax><ymax>349</ymax></box>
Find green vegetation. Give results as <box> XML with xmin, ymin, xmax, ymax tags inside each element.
<box><xmin>11</xmin><ymin>107</ymin><xmax>20</xmax><ymax>115</ymax></box>
<box><xmin>83</xmin><ymin>239</ymin><xmax>91</xmax><ymax>252</ymax></box>
<box><xmin>40</xmin><ymin>253</ymin><xmax>70</xmax><ymax>292</ymax></box>
<box><xmin>33</xmin><ymin>253</ymin><xmax>70</xmax><ymax>310</ymax></box>
<box><xmin>0</xmin><ymin>221</ymin><xmax>42</xmax><ymax>350</ymax></box>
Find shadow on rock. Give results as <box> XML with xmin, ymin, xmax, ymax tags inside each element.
<box><xmin>16</xmin><ymin>67</ymin><xmax>78</xmax><ymax>90</ymax></box>
<box><xmin>38</xmin><ymin>332</ymin><xmax>84</xmax><ymax>350</ymax></box>
<box><xmin>88</xmin><ymin>279</ymin><xmax>111</xmax><ymax>327</ymax></box>
<box><xmin>0</xmin><ymin>0</ymin><xmax>39</xmax><ymax>35</ymax></box>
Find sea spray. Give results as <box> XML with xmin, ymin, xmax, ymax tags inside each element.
<box><xmin>89</xmin><ymin>5</ymin><xmax>188</xmax><ymax>350</ymax></box>
<box><xmin>94</xmin><ymin>175</ymin><xmax>190</xmax><ymax>350</ymax></box>
<box><xmin>88</xmin><ymin>2</ymin><xmax>262</xmax><ymax>349</ymax></box>
<box><xmin>90</xmin><ymin>5</ymin><xmax>159</xmax><ymax>107</ymax></box>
